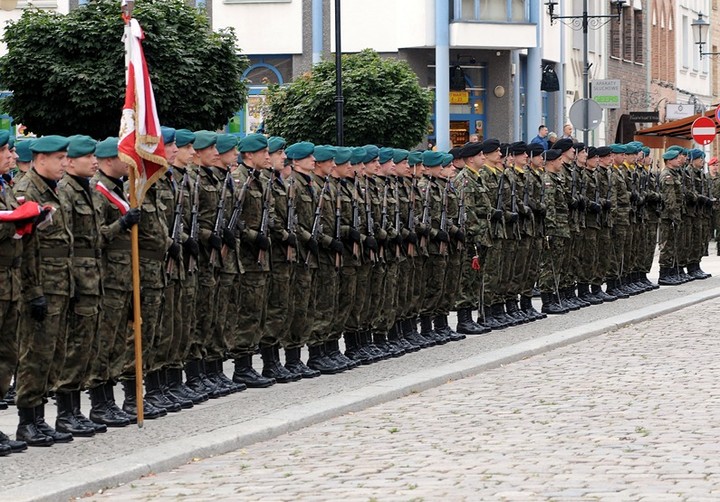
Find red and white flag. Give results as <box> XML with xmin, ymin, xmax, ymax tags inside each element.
<box><xmin>0</xmin><ymin>201</ymin><xmax>55</xmax><ymax>239</ymax></box>
<box><xmin>118</xmin><ymin>10</ymin><xmax>168</xmax><ymax>206</ymax></box>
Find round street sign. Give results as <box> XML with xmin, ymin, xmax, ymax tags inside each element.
<box><xmin>569</xmin><ymin>98</ymin><xmax>603</xmax><ymax>131</ymax></box>
<box><xmin>692</xmin><ymin>116</ymin><xmax>716</xmax><ymax>145</ymax></box>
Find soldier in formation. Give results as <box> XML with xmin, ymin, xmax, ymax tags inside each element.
<box><xmin>0</xmin><ymin>132</ymin><xmax>714</xmax><ymax>452</ymax></box>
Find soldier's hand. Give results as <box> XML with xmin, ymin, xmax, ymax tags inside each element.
<box><xmin>168</xmin><ymin>242</ymin><xmax>182</xmax><ymax>260</ymax></box>
<box><xmin>283</xmin><ymin>233</ymin><xmax>297</xmax><ymax>248</ymax></box>
<box><xmin>349</xmin><ymin>228</ymin><xmax>361</xmax><ymax>243</ymax></box>
<box><xmin>183</xmin><ymin>237</ymin><xmax>200</xmax><ymax>258</ymax></box>
<box><xmin>418</xmin><ymin>224</ymin><xmax>431</xmax><ymax>237</ymax></box>
<box><xmin>706</xmin><ymin>197</ymin><xmax>715</xmax><ymax>209</ymax></box>
<box><xmin>490</xmin><ymin>209</ymin><xmax>503</xmax><ymax>222</ymax></box>
<box><xmin>119</xmin><ymin>208</ymin><xmax>141</xmax><ymax>231</ymax></box>
<box><xmin>377</xmin><ymin>228</ymin><xmax>388</xmax><ymax>242</ymax></box>
<box><xmin>29</xmin><ymin>295</ymin><xmax>48</xmax><ymax>322</ymax></box>
<box><xmin>434</xmin><ymin>230</ymin><xmax>450</xmax><ymax>243</ymax></box>
<box><xmin>390</xmin><ymin>233</ymin><xmax>403</xmax><ymax>247</ymax></box>
<box><xmin>636</xmin><ymin>195</ymin><xmax>646</xmax><ymax>207</ymax></box>
<box><xmin>406</xmin><ymin>232</ymin><xmax>418</xmax><ymax>245</ymax></box>
<box><xmin>453</xmin><ymin>229</ymin><xmax>465</xmax><ymax>243</ymax></box>
<box><xmin>630</xmin><ymin>191</ymin><xmax>640</xmax><ymax>203</ymax></box>
<box><xmin>255</xmin><ymin>232</ymin><xmax>270</xmax><ymax>251</ymax></box>
<box><xmin>589</xmin><ymin>201</ymin><xmax>602</xmax><ymax>214</ymax></box>
<box><xmin>330</xmin><ymin>239</ymin><xmax>344</xmax><ymax>254</ymax></box>
<box><xmin>517</xmin><ymin>202</ymin><xmax>530</xmax><ymax>216</ymax></box>
<box><xmin>577</xmin><ymin>197</ymin><xmax>586</xmax><ymax>211</ymax></box>
<box><xmin>365</xmin><ymin>236</ymin><xmax>378</xmax><ymax>251</ymax></box>
<box><xmin>602</xmin><ymin>200</ymin><xmax>612</xmax><ymax>211</ymax></box>
<box><xmin>306</xmin><ymin>237</ymin><xmax>319</xmax><ymax>255</ymax></box>
<box><xmin>539</xmin><ymin>203</ymin><xmax>547</xmax><ymax>217</ymax></box>
<box><xmin>504</xmin><ymin>211</ymin><xmax>519</xmax><ymax>224</ymax></box>
<box><xmin>222</xmin><ymin>228</ymin><xmax>236</xmax><ymax>247</ymax></box>
<box><xmin>568</xmin><ymin>198</ymin><xmax>579</xmax><ymax>210</ymax></box>
<box><xmin>209</xmin><ymin>233</ymin><xmax>223</xmax><ymax>251</ymax></box>
<box><xmin>236</xmin><ymin>220</ymin><xmax>247</xmax><ymax>233</ymax></box>
<box><xmin>686</xmin><ymin>192</ymin><xmax>697</xmax><ymax>205</ymax></box>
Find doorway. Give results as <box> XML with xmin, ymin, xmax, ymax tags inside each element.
<box><xmin>450</xmin><ymin>121</ymin><xmax>469</xmax><ymax>147</ymax></box>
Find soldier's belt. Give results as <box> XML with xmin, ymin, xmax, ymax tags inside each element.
<box><xmin>139</xmin><ymin>249</ymin><xmax>166</xmax><ymax>261</ymax></box>
<box><xmin>39</xmin><ymin>248</ymin><xmax>71</xmax><ymax>258</ymax></box>
<box><xmin>0</xmin><ymin>255</ymin><xmax>22</xmax><ymax>268</ymax></box>
<box><xmin>105</xmin><ymin>241</ymin><xmax>132</xmax><ymax>252</ymax></box>
<box><xmin>73</xmin><ymin>248</ymin><xmax>101</xmax><ymax>259</ymax></box>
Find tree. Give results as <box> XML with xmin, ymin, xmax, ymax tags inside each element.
<box><xmin>0</xmin><ymin>0</ymin><xmax>248</xmax><ymax>138</ymax></box>
<box><xmin>264</xmin><ymin>49</ymin><xmax>432</xmax><ymax>149</ymax></box>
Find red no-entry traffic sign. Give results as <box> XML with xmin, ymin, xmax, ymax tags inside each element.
<box><xmin>692</xmin><ymin>116</ymin><xmax>716</xmax><ymax>145</ymax></box>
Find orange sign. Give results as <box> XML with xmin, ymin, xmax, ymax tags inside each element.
<box><xmin>449</xmin><ymin>91</ymin><xmax>469</xmax><ymax>104</ymax></box>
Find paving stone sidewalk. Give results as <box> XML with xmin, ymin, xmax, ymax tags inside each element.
<box><xmin>88</xmin><ymin>293</ymin><xmax>720</xmax><ymax>501</ymax></box>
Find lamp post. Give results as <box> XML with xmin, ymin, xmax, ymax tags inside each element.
<box><xmin>546</xmin><ymin>0</ymin><xmax>625</xmax><ymax>144</ymax></box>
<box><xmin>692</xmin><ymin>12</ymin><xmax>720</xmax><ymax>60</ymax></box>
<box><xmin>335</xmin><ymin>0</ymin><xmax>343</xmax><ymax>146</ymax></box>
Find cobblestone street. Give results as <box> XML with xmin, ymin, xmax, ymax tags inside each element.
<box><xmin>90</xmin><ymin>298</ymin><xmax>720</xmax><ymax>501</ymax></box>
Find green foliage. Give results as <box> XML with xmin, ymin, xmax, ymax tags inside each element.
<box><xmin>265</xmin><ymin>49</ymin><xmax>432</xmax><ymax>149</ymax></box>
<box><xmin>0</xmin><ymin>0</ymin><xmax>248</xmax><ymax>138</ymax></box>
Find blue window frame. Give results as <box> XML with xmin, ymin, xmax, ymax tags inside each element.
<box><xmin>451</xmin><ymin>0</ymin><xmax>529</xmax><ymax>22</ymax></box>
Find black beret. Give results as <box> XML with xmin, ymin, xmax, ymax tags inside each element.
<box><xmin>544</xmin><ymin>149</ymin><xmax>562</xmax><ymax>161</ymax></box>
<box><xmin>586</xmin><ymin>147</ymin><xmax>598</xmax><ymax>158</ymax></box>
<box><xmin>510</xmin><ymin>141</ymin><xmax>527</xmax><ymax>155</ymax></box>
<box><xmin>527</xmin><ymin>143</ymin><xmax>545</xmax><ymax>157</ymax></box>
<box><xmin>554</xmin><ymin>138</ymin><xmax>574</xmax><ymax>153</ymax></box>
<box><xmin>449</xmin><ymin>147</ymin><xmax>462</xmax><ymax>159</ymax></box>
<box><xmin>595</xmin><ymin>146</ymin><xmax>612</xmax><ymax>157</ymax></box>
<box><xmin>481</xmin><ymin>138</ymin><xmax>501</xmax><ymax>154</ymax></box>
<box><xmin>500</xmin><ymin>143</ymin><xmax>511</xmax><ymax>158</ymax></box>
<box><xmin>459</xmin><ymin>141</ymin><xmax>483</xmax><ymax>158</ymax></box>
<box><xmin>573</xmin><ymin>142</ymin><xmax>585</xmax><ymax>152</ymax></box>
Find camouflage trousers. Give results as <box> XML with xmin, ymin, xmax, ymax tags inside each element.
<box><xmin>262</xmin><ymin>261</ymin><xmax>295</xmax><ymax>347</ymax></box>
<box><xmin>309</xmin><ymin>259</ymin><xmax>339</xmax><ymax>345</ymax></box>
<box><xmin>364</xmin><ymin>261</ymin><xmax>387</xmax><ymax>331</ymax></box>
<box><xmin>409</xmin><ymin>256</ymin><xmax>427</xmax><ymax>318</ymax></box>
<box><xmin>330</xmin><ymin>264</ymin><xmax>358</xmax><ymax>341</ymax></box>
<box><xmin>345</xmin><ymin>263</ymin><xmax>370</xmax><ymax>333</ymax></box>
<box><xmin>194</xmin><ymin>265</ymin><xmax>218</xmax><ymax>361</ymax></box>
<box><xmin>395</xmin><ymin>258</ymin><xmax>413</xmax><ymax>320</ymax></box>
<box><xmin>57</xmin><ymin>294</ymin><xmax>100</xmax><ymax>392</ymax></box>
<box><xmin>174</xmin><ymin>273</ymin><xmax>197</xmax><ymax>366</ymax></box>
<box><xmin>420</xmin><ymin>254</ymin><xmax>447</xmax><ymax>318</ymax></box>
<box><xmin>155</xmin><ymin>279</ymin><xmax>180</xmax><ymax>372</ymax></box>
<box><xmin>375</xmin><ymin>259</ymin><xmax>399</xmax><ymax>334</ymax></box>
<box><xmin>122</xmin><ymin>286</ymin><xmax>163</xmax><ymax>377</ymax></box>
<box><xmin>594</xmin><ymin>227</ymin><xmax>613</xmax><ymax>286</ymax></box>
<box><xmin>16</xmin><ymin>293</ymin><xmax>69</xmax><ymax>408</ymax></box>
<box><xmin>609</xmin><ymin>225</ymin><xmax>629</xmax><ymax>279</ymax></box>
<box><xmin>520</xmin><ymin>237</ymin><xmax>542</xmax><ymax>297</ymax></box>
<box><xmin>0</xmin><ymin>299</ymin><xmax>19</xmax><ymax>397</ymax></box>
<box><xmin>285</xmin><ymin>266</ymin><xmax>316</xmax><ymax>350</ymax></box>
<box><xmin>500</xmin><ymin>238</ymin><xmax>521</xmax><ymax>300</ymax></box>
<box><xmin>483</xmin><ymin>243</ymin><xmax>503</xmax><ymax>307</ymax></box>
<box><xmin>679</xmin><ymin>216</ymin><xmax>692</xmax><ymax>267</ymax></box>
<box><xmin>86</xmin><ymin>288</ymin><xmax>131</xmax><ymax>388</ymax></box>
<box><xmin>642</xmin><ymin>218</ymin><xmax>659</xmax><ymax>274</ymax></box>
<box><xmin>437</xmin><ymin>248</ymin><xmax>463</xmax><ymax>316</ymax></box>
<box><xmin>228</xmin><ymin>270</ymin><xmax>268</xmax><ymax>357</ymax></box>
<box><xmin>454</xmin><ymin>244</ymin><xmax>485</xmax><ymax>311</ymax></box>
<box><xmin>577</xmin><ymin>228</ymin><xmax>598</xmax><ymax>285</ymax></box>
<box><xmin>658</xmin><ymin>219</ymin><xmax>680</xmax><ymax>269</ymax></box>
<box><xmin>210</xmin><ymin>271</ymin><xmax>239</xmax><ymax>361</ymax></box>
<box><xmin>538</xmin><ymin>237</ymin><xmax>566</xmax><ymax>294</ymax></box>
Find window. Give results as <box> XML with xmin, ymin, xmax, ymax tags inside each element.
<box><xmin>610</xmin><ymin>12</ymin><xmax>621</xmax><ymax>58</ymax></box>
<box><xmin>682</xmin><ymin>14</ymin><xmax>689</xmax><ymax>68</ymax></box>
<box><xmin>451</xmin><ymin>0</ymin><xmax>527</xmax><ymax>22</ymax></box>
<box><xmin>634</xmin><ymin>10</ymin><xmax>643</xmax><ymax>63</ymax></box>
<box><xmin>623</xmin><ymin>7</ymin><xmax>633</xmax><ymax>60</ymax></box>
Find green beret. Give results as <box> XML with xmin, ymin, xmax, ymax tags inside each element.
<box><xmin>0</xmin><ymin>130</ymin><xmax>9</xmax><ymax>148</ymax></box>
<box><xmin>609</xmin><ymin>144</ymin><xmax>627</xmax><ymax>154</ymax></box>
<box><xmin>313</xmin><ymin>145</ymin><xmax>336</xmax><ymax>162</ymax></box>
<box><xmin>422</xmin><ymin>150</ymin><xmax>444</xmax><ymax>167</ymax></box>
<box><xmin>624</xmin><ymin>143</ymin><xmax>639</xmax><ymax>154</ymax></box>
<box><xmin>689</xmin><ymin>148</ymin><xmax>706</xmax><ymax>160</ymax></box>
<box><xmin>442</xmin><ymin>153</ymin><xmax>454</xmax><ymax>167</ymax></box>
<box><xmin>175</xmin><ymin>129</ymin><xmax>195</xmax><ymax>148</ymax></box>
<box><xmin>334</xmin><ymin>147</ymin><xmax>353</xmax><ymax>165</ymax></box>
<box><xmin>31</xmin><ymin>135</ymin><xmax>69</xmax><ymax>154</ymax></box>
<box><xmin>15</xmin><ymin>140</ymin><xmax>34</xmax><ymax>162</ymax></box>
<box><xmin>642</xmin><ymin>146</ymin><xmax>650</xmax><ymax>156</ymax></box>
<box><xmin>67</xmin><ymin>135</ymin><xmax>97</xmax><ymax>158</ymax></box>
<box><xmin>8</xmin><ymin>136</ymin><xmax>14</xmax><ymax>150</ymax></box>
<box><xmin>216</xmin><ymin>134</ymin><xmax>238</xmax><ymax>155</ymax></box>
<box><xmin>662</xmin><ymin>149</ymin><xmax>680</xmax><ymax>160</ymax></box>
<box><xmin>378</xmin><ymin>147</ymin><xmax>395</xmax><ymax>164</ymax></box>
<box><xmin>408</xmin><ymin>150</ymin><xmax>423</xmax><ymax>166</ymax></box>
<box><xmin>194</xmin><ymin>131</ymin><xmax>218</xmax><ymax>151</ymax></box>
<box><xmin>392</xmin><ymin>149</ymin><xmax>409</xmax><ymax>164</ymax></box>
<box><xmin>286</xmin><ymin>141</ymin><xmax>315</xmax><ymax>160</ymax></box>
<box><xmin>350</xmin><ymin>147</ymin><xmax>367</xmax><ymax>165</ymax></box>
<box><xmin>267</xmin><ymin>136</ymin><xmax>286</xmax><ymax>154</ymax></box>
<box><xmin>362</xmin><ymin>145</ymin><xmax>380</xmax><ymax>163</ymax></box>
<box><xmin>95</xmin><ymin>137</ymin><xmax>119</xmax><ymax>159</ymax></box>
<box><xmin>239</xmin><ymin>133</ymin><xmax>268</xmax><ymax>153</ymax></box>
<box><xmin>161</xmin><ymin>126</ymin><xmax>176</xmax><ymax>145</ymax></box>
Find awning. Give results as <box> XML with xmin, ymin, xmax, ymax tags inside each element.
<box><xmin>633</xmin><ymin>107</ymin><xmax>719</xmax><ymax>149</ymax></box>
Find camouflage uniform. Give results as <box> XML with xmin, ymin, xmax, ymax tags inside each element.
<box><xmin>658</xmin><ymin>166</ymin><xmax>683</xmax><ymax>271</ymax></box>
<box><xmin>538</xmin><ymin>170</ymin><xmax>569</xmax><ymax>294</ymax></box>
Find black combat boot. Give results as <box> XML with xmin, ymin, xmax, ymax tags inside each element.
<box><xmin>419</xmin><ymin>315</ymin><xmax>446</xmax><ymax>345</ymax></box>
<box><xmin>71</xmin><ymin>390</ymin><xmax>107</xmax><ymax>434</ymax></box>
<box><xmin>121</xmin><ymin>379</ymin><xmax>166</xmax><ymax>422</ymax></box>
<box><xmin>167</xmin><ymin>367</ymin><xmax>207</xmax><ymax>404</ymax></box>
<box><xmin>434</xmin><ymin>315</ymin><xmax>465</xmax><ymax>341</ymax></box>
<box><xmin>261</xmin><ymin>345</ymin><xmax>300</xmax><ymax>383</ymax></box>
<box><xmin>541</xmin><ymin>291</ymin><xmax>568</xmax><ymax>315</ymax></box>
<box><xmin>492</xmin><ymin>303</ymin><xmax>516</xmax><ymax>328</ymax></box>
<box><xmin>402</xmin><ymin>319</ymin><xmax>431</xmax><ymax>348</ymax></box>
<box><xmin>389</xmin><ymin>322</ymin><xmax>417</xmax><ymax>353</ymax></box>
<box><xmin>326</xmin><ymin>340</ymin><xmax>359</xmax><ymax>369</ymax></box>
<box><xmin>479</xmin><ymin>305</ymin><xmax>503</xmax><ymax>330</ymax></box>
<box><xmin>307</xmin><ymin>344</ymin><xmax>342</xmax><ymax>375</ymax></box>
<box><xmin>185</xmin><ymin>359</ymin><xmax>221</xmax><ymax>399</ymax></box>
<box><xmin>520</xmin><ymin>295</ymin><xmax>546</xmax><ymax>320</ymax></box>
<box><xmin>200</xmin><ymin>360</ymin><xmax>231</xmax><ymax>397</ymax></box>
<box><xmin>16</xmin><ymin>407</ymin><xmax>53</xmax><ymax>447</ymax></box>
<box><xmin>563</xmin><ymin>288</ymin><xmax>583</xmax><ymax>310</ymax></box>
<box><xmin>144</xmin><ymin>371</ymin><xmax>182</xmax><ymax>412</ymax></box>
<box><xmin>88</xmin><ymin>385</ymin><xmax>130</xmax><ymax>428</ymax></box>
<box><xmin>210</xmin><ymin>360</ymin><xmax>247</xmax><ymax>393</ymax></box>
<box><xmin>160</xmin><ymin>368</ymin><xmax>194</xmax><ymax>408</ymax></box>
<box><xmin>505</xmin><ymin>299</ymin><xmax>529</xmax><ymax>324</ymax></box>
<box><xmin>591</xmin><ymin>284</ymin><xmax>617</xmax><ymax>302</ymax></box>
<box><xmin>621</xmin><ymin>276</ymin><xmax>642</xmax><ymax>295</ymax></box>
<box><xmin>285</xmin><ymin>347</ymin><xmax>321</xmax><ymax>378</ymax></box>
<box><xmin>104</xmin><ymin>381</ymin><xmax>135</xmax><ymax>423</ymax></box>
<box><xmin>456</xmin><ymin>308</ymin><xmax>490</xmax><ymax>334</ymax></box>
<box><xmin>55</xmin><ymin>392</ymin><xmax>94</xmax><ymax>437</ymax></box>
<box><xmin>639</xmin><ymin>273</ymin><xmax>659</xmax><ymax>290</ymax></box>
<box><xmin>233</xmin><ymin>354</ymin><xmax>276</xmax><ymax>388</ymax></box>
<box><xmin>372</xmin><ymin>332</ymin><xmax>399</xmax><ymax>357</ymax></box>
<box><xmin>344</xmin><ymin>332</ymin><xmax>374</xmax><ymax>364</ymax></box>
<box><xmin>688</xmin><ymin>263</ymin><xmax>710</xmax><ymax>280</ymax></box>
<box><xmin>606</xmin><ymin>278</ymin><xmax>629</xmax><ymax>298</ymax></box>
<box><xmin>0</xmin><ymin>429</ymin><xmax>27</xmax><ymax>453</ymax></box>
<box><xmin>577</xmin><ymin>283</ymin><xmax>602</xmax><ymax>305</ymax></box>
<box><xmin>657</xmin><ymin>267</ymin><xmax>681</xmax><ymax>286</ymax></box>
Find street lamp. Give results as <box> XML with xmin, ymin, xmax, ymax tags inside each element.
<box><xmin>691</xmin><ymin>12</ymin><xmax>720</xmax><ymax>59</ymax></box>
<box><xmin>546</xmin><ymin>0</ymin><xmax>625</xmax><ymax>144</ymax></box>
<box><xmin>334</xmin><ymin>0</ymin><xmax>344</xmax><ymax>146</ymax></box>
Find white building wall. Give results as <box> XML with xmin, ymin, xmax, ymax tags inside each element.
<box><xmin>0</xmin><ymin>0</ymin><xmax>70</xmax><ymax>57</ymax></box>
<box><xmin>213</xmin><ymin>0</ymin><xmax>303</xmax><ymax>54</ymax></box>
<box><xmin>676</xmin><ymin>0</ymin><xmax>712</xmax><ymax>107</ymax></box>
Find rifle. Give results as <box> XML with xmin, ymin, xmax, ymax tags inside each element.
<box><xmin>510</xmin><ymin>174</ymin><xmax>520</xmax><ymax>239</ymax></box>
<box><xmin>538</xmin><ymin>176</ymin><xmax>546</xmax><ymax>236</ymax></box>
<box><xmin>364</xmin><ymin>176</ymin><xmax>377</xmax><ymax>263</ymax></box>
<box><xmin>187</xmin><ymin>173</ymin><xmax>201</xmax><ymax>274</ymax></box>
<box><xmin>209</xmin><ymin>170</ymin><xmax>231</xmax><ymax>268</ymax></box>
<box><xmin>286</xmin><ymin>174</ymin><xmax>298</xmax><ymax>263</ymax></box>
<box><xmin>594</xmin><ymin>170</ymin><xmax>601</xmax><ymax>227</ymax></box>
<box><xmin>407</xmin><ymin>176</ymin><xmax>417</xmax><ymax>257</ymax></box>
<box><xmin>457</xmin><ymin>178</ymin><xmax>467</xmax><ymax>251</ymax></box>
<box><xmin>571</xmin><ymin>166</ymin><xmax>578</xmax><ymax>212</ymax></box>
<box><xmin>306</xmin><ymin>176</ymin><xmax>329</xmax><ymax>267</ymax></box>
<box><xmin>379</xmin><ymin>181</ymin><xmax>388</xmax><ymax>262</ymax></box>
<box><xmin>351</xmin><ymin>175</ymin><xmax>360</xmax><ymax>259</ymax></box>
<box><xmin>494</xmin><ymin>171</ymin><xmax>505</xmax><ymax>236</ymax></box>
<box><xmin>439</xmin><ymin>178</ymin><xmax>449</xmax><ymax>256</ymax></box>
<box><xmin>419</xmin><ymin>176</ymin><xmax>432</xmax><ymax>250</ymax></box>
<box><xmin>166</xmin><ymin>172</ymin><xmax>188</xmax><ymax>276</ymax></box>
<box><xmin>223</xmin><ymin>171</ymin><xmax>253</xmax><ymax>259</ymax></box>
<box><xmin>257</xmin><ymin>175</ymin><xmax>271</xmax><ymax>268</ymax></box>
<box><xmin>393</xmin><ymin>177</ymin><xmax>402</xmax><ymax>258</ymax></box>
<box><xmin>334</xmin><ymin>183</ymin><xmax>342</xmax><ymax>271</ymax></box>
